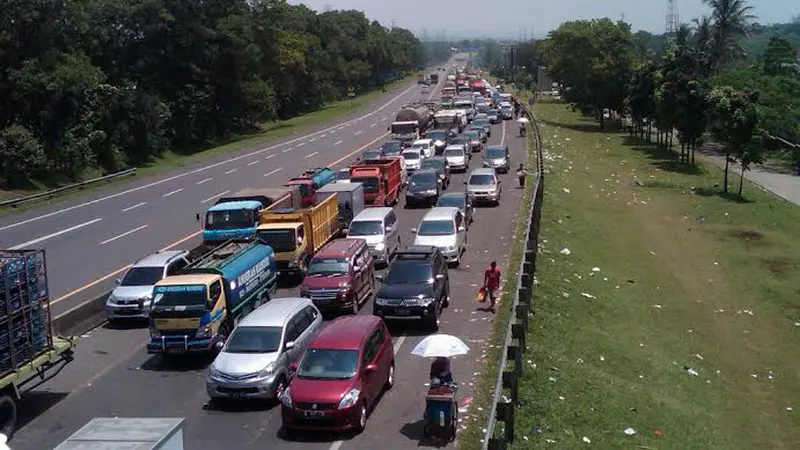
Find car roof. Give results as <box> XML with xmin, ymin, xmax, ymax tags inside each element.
<box><xmin>444</xmin><ymin>145</ymin><xmax>466</xmax><ymax>151</ymax></box>
<box><xmin>413</xmin><ymin>139</ymin><xmax>433</xmax><ymax>145</ymax></box>
<box><xmin>131</xmin><ymin>250</ymin><xmax>187</xmax><ymax>268</ymax></box>
<box><xmin>240</xmin><ymin>297</ymin><xmax>313</xmax><ymax>328</ymax></box>
<box><xmin>315</xmin><ymin>238</ymin><xmax>365</xmax><ymax>258</ymax></box>
<box><xmin>439</xmin><ymin>191</ymin><xmax>466</xmax><ymax>200</ymax></box>
<box><xmin>353</xmin><ymin>207</ymin><xmax>393</xmax><ymax>221</ymax></box>
<box><xmin>486</xmin><ymin>145</ymin><xmax>507</xmax><ymax>150</ymax></box>
<box><xmin>395</xmin><ymin>245</ymin><xmax>439</xmax><ymax>259</ymax></box>
<box><xmin>411</xmin><ymin>169</ymin><xmax>438</xmax><ymax>177</ymax></box>
<box><xmin>402</xmin><ymin>147</ymin><xmax>421</xmax><ymax>153</ymax></box>
<box><xmin>310</xmin><ymin>315</ymin><xmax>382</xmax><ymax>350</ymax></box>
<box><xmin>470</xmin><ymin>168</ymin><xmax>496</xmax><ymax>176</ymax></box>
<box><xmin>423</xmin><ymin>156</ymin><xmax>446</xmax><ymax>162</ymax></box>
<box><xmin>423</xmin><ymin>207</ymin><xmax>459</xmax><ymax>221</ymax></box>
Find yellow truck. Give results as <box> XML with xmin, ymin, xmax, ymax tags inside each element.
<box><xmin>255</xmin><ymin>194</ymin><xmax>340</xmax><ymax>277</ymax></box>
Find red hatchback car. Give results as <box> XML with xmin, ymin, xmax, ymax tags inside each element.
<box><xmin>281</xmin><ymin>315</ymin><xmax>395</xmax><ymax>433</ymax></box>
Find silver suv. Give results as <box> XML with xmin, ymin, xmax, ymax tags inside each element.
<box><xmin>105</xmin><ymin>250</ymin><xmax>190</xmax><ymax>321</ymax></box>
<box><xmin>206</xmin><ymin>297</ymin><xmax>323</xmax><ymax>402</ymax></box>
<box><xmin>465</xmin><ymin>168</ymin><xmax>502</xmax><ymax>206</ymax></box>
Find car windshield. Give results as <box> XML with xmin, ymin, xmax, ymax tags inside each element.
<box><xmin>348</xmin><ymin>220</ymin><xmax>383</xmax><ymax>236</ymax></box>
<box><xmin>466</xmin><ymin>132</ymin><xmax>479</xmax><ymax>140</ymax></box>
<box><xmin>350</xmin><ymin>176</ymin><xmax>379</xmax><ymax>192</ymax></box>
<box><xmin>120</xmin><ymin>267</ymin><xmax>163</xmax><ymax>286</ymax></box>
<box><xmin>451</xmin><ymin>138</ymin><xmax>468</xmax><ymax>146</ymax></box>
<box><xmin>444</xmin><ymin>148</ymin><xmax>464</xmax><ymax>157</ymax></box>
<box><xmin>362</xmin><ymin>150</ymin><xmax>382</xmax><ymax>160</ymax></box>
<box><xmin>421</xmin><ymin>160</ymin><xmax>444</xmax><ymax>172</ymax></box>
<box><xmin>153</xmin><ymin>285</ymin><xmax>207</xmax><ymax>308</ymax></box>
<box><xmin>428</xmin><ymin>131</ymin><xmax>446</xmax><ymax>141</ymax></box>
<box><xmin>410</xmin><ymin>173</ymin><xmax>437</xmax><ymax>187</ymax></box>
<box><xmin>224</xmin><ymin>326</ymin><xmax>282</xmax><ymax>353</ymax></box>
<box><xmin>335</xmin><ymin>170</ymin><xmax>350</xmax><ymax>181</ymax></box>
<box><xmin>402</xmin><ymin>151</ymin><xmax>420</xmax><ymax>160</ymax></box>
<box><xmin>307</xmin><ymin>257</ymin><xmax>349</xmax><ymax>276</ymax></box>
<box><xmin>298</xmin><ymin>348</ymin><xmax>359</xmax><ymax>379</ymax></box>
<box><xmin>381</xmin><ymin>141</ymin><xmax>402</xmax><ymax>153</ymax></box>
<box><xmin>469</xmin><ymin>174</ymin><xmax>496</xmax><ymax>185</ymax></box>
<box><xmin>256</xmin><ymin>229</ymin><xmax>297</xmax><ymax>252</ymax></box>
<box><xmin>391</xmin><ymin>123</ymin><xmax>416</xmax><ymax>134</ymax></box>
<box><xmin>205</xmin><ymin>208</ymin><xmax>253</xmax><ymax>230</ymax></box>
<box><xmin>488</xmin><ymin>110</ymin><xmax>498</xmax><ymax>115</ymax></box>
<box><xmin>384</xmin><ymin>261</ymin><xmax>433</xmax><ymax>284</ymax></box>
<box><xmin>437</xmin><ymin>195</ymin><xmax>465</xmax><ymax>208</ymax></box>
<box><xmin>473</xmin><ymin>120</ymin><xmax>487</xmax><ymax>127</ymax></box>
<box><xmin>486</xmin><ymin>148</ymin><xmax>506</xmax><ymax>158</ymax></box>
<box><xmin>418</xmin><ymin>220</ymin><xmax>455</xmax><ymax>236</ymax></box>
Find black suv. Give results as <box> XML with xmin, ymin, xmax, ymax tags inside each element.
<box><xmin>405</xmin><ymin>169</ymin><xmax>441</xmax><ymax>207</ymax></box>
<box><xmin>373</xmin><ymin>246</ymin><xmax>450</xmax><ymax>330</ymax></box>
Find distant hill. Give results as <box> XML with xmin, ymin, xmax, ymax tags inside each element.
<box><xmin>743</xmin><ymin>21</ymin><xmax>800</xmax><ymax>60</ymax></box>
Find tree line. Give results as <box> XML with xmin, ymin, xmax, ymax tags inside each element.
<box><xmin>481</xmin><ymin>0</ymin><xmax>800</xmax><ymax>197</ymax></box>
<box><xmin>0</xmin><ymin>0</ymin><xmax>450</xmax><ymax>189</ymax></box>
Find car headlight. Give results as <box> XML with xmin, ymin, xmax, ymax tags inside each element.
<box><xmin>287</xmin><ymin>260</ymin><xmax>298</xmax><ymax>268</ymax></box>
<box><xmin>208</xmin><ymin>366</ymin><xmax>223</xmax><ymax>379</ymax></box>
<box><xmin>426</xmin><ymin>189</ymin><xmax>437</xmax><ymax>195</ymax></box>
<box><xmin>281</xmin><ymin>387</ymin><xmax>293</xmax><ymax>408</ymax></box>
<box><xmin>258</xmin><ymin>362</ymin><xmax>275</xmax><ymax>378</ymax></box>
<box><xmin>419</xmin><ymin>297</ymin><xmax>436</xmax><ymax>306</ymax></box>
<box><xmin>196</xmin><ymin>324</ymin><xmax>212</xmax><ymax>339</ymax></box>
<box><xmin>375</xmin><ymin>242</ymin><xmax>386</xmax><ymax>252</ymax></box>
<box><xmin>375</xmin><ymin>297</ymin><xmax>389</xmax><ymax>306</ymax></box>
<box><xmin>338</xmin><ymin>388</ymin><xmax>361</xmax><ymax>409</ymax></box>
<box><xmin>446</xmin><ymin>245</ymin><xmax>456</xmax><ymax>252</ymax></box>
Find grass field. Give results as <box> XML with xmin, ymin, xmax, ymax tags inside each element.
<box><xmin>0</xmin><ymin>76</ymin><xmax>413</xmax><ymax>208</ymax></box>
<box><xmin>508</xmin><ymin>101</ymin><xmax>800</xmax><ymax>448</ymax></box>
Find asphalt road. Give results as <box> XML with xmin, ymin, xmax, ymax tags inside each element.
<box><xmin>10</xmin><ymin>96</ymin><xmax>534</xmax><ymax>448</ymax></box>
<box><xmin>0</xmin><ymin>64</ymin><xmax>449</xmax><ymax>318</ymax></box>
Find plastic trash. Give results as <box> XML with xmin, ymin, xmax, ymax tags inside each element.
<box><xmin>560</xmin><ymin>248</ymin><xmax>571</xmax><ymax>256</ymax></box>
<box><xmin>623</xmin><ymin>428</ymin><xmax>637</xmax><ymax>435</ymax></box>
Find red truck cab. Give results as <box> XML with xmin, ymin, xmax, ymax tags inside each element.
<box><xmin>349</xmin><ymin>158</ymin><xmax>402</xmax><ymax>207</ymax></box>
<box><xmin>284</xmin><ymin>167</ymin><xmax>336</xmax><ymax>207</ymax></box>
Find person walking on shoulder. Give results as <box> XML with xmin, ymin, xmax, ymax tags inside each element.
<box><xmin>516</xmin><ymin>163</ymin><xmax>528</xmax><ymax>188</ymax></box>
<box><xmin>483</xmin><ymin>261</ymin><xmax>501</xmax><ymax>311</ymax></box>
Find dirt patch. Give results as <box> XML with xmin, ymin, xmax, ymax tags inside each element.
<box><xmin>728</xmin><ymin>229</ymin><xmax>764</xmax><ymax>241</ymax></box>
<box><xmin>762</xmin><ymin>257</ymin><xmax>793</xmax><ymax>276</ymax></box>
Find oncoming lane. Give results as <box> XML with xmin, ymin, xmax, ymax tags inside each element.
<box><xmin>12</xmin><ymin>113</ymin><xmax>531</xmax><ymax>450</ymax></box>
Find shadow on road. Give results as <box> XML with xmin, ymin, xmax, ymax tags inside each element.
<box><xmin>399</xmin><ymin>419</ymin><xmax>450</xmax><ymax>448</ymax></box>
<box><xmin>139</xmin><ymin>353</ymin><xmax>215</xmax><ymax>372</ymax></box>
<box><xmin>16</xmin><ymin>391</ymin><xmax>70</xmax><ymax>431</ymax></box>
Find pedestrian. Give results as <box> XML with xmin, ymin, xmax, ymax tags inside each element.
<box><xmin>483</xmin><ymin>261</ymin><xmax>501</xmax><ymax>310</ymax></box>
<box><xmin>516</xmin><ymin>164</ymin><xmax>528</xmax><ymax>188</ymax></box>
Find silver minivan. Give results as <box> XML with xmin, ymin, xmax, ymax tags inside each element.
<box><xmin>105</xmin><ymin>250</ymin><xmax>191</xmax><ymax>321</ymax></box>
<box><xmin>465</xmin><ymin>168</ymin><xmax>502</xmax><ymax>206</ymax></box>
<box><xmin>410</xmin><ymin>207</ymin><xmax>467</xmax><ymax>266</ymax></box>
<box><xmin>346</xmin><ymin>207</ymin><xmax>400</xmax><ymax>265</ymax></box>
<box><xmin>206</xmin><ymin>297</ymin><xmax>322</xmax><ymax>402</ymax></box>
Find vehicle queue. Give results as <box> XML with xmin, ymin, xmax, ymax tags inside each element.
<box><xmin>100</xmin><ymin>64</ymin><xmax>518</xmax><ymax>438</ymax></box>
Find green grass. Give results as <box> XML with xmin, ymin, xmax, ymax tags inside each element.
<box><xmin>0</xmin><ymin>76</ymin><xmax>412</xmax><ymax>212</ymax></box>
<box><xmin>506</xmin><ymin>101</ymin><xmax>800</xmax><ymax>449</ymax></box>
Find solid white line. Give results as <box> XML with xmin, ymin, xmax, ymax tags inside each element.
<box><xmin>354</xmin><ymin>131</ymin><xmax>362</xmax><ymax>136</ymax></box>
<box><xmin>265</xmin><ymin>154</ymin><xmax>275</xmax><ymax>160</ymax></box>
<box><xmin>333</xmin><ymin>140</ymin><xmax>343</xmax><ymax>146</ymax></box>
<box><xmin>196</xmin><ymin>178</ymin><xmax>213</xmax><ymax>185</ymax></box>
<box><xmin>201</xmin><ymin>190</ymin><xmax>230</xmax><ymax>204</ymax></box>
<box><xmin>121</xmin><ymin>202</ymin><xmax>146</xmax><ymax>212</ymax></box>
<box><xmin>263</xmin><ymin>168</ymin><xmax>283</xmax><ymax>177</ymax></box>
<box><xmin>0</xmin><ymin>82</ymin><xmax>421</xmax><ymax>233</ymax></box>
<box><xmin>370</xmin><ymin>123</ymin><xmax>377</xmax><ymax>128</ymax></box>
<box><xmin>162</xmin><ymin>188</ymin><xmax>183</xmax><ymax>197</ymax></box>
<box><xmin>500</xmin><ymin>119</ymin><xmax>507</xmax><ymax>146</ymax></box>
<box><xmin>305</xmin><ymin>152</ymin><xmax>319</xmax><ymax>159</ymax></box>
<box><xmin>99</xmin><ymin>225</ymin><xmax>148</xmax><ymax>245</ymax></box>
<box><xmin>9</xmin><ymin>218</ymin><xmax>103</xmax><ymax>250</ymax></box>
<box><xmin>329</xmin><ymin>441</ymin><xmax>343</xmax><ymax>450</ymax></box>
<box><xmin>247</xmin><ymin>160</ymin><xmax>259</xmax><ymax>166</ymax></box>
<box><xmin>282</xmin><ymin>147</ymin><xmax>294</xmax><ymax>153</ymax></box>
<box><xmin>224</xmin><ymin>168</ymin><xmax>238</xmax><ymax>175</ymax></box>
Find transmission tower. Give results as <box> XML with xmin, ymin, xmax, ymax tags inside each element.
<box><xmin>666</xmin><ymin>0</ymin><xmax>679</xmax><ymax>41</ymax></box>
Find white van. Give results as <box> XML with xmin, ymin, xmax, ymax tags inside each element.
<box><xmin>347</xmin><ymin>207</ymin><xmax>401</xmax><ymax>265</ymax></box>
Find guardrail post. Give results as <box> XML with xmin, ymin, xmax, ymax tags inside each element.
<box><xmin>511</xmin><ymin>323</ymin><xmax>525</xmax><ymax>357</ymax></box>
<box><xmin>497</xmin><ymin>398</ymin><xmax>516</xmax><ymax>441</ymax></box>
<box><xmin>507</xmin><ymin>343</ymin><xmax>522</xmax><ymax>378</ymax></box>
<box><xmin>487</xmin><ymin>438</ymin><xmax>506</xmax><ymax>450</ymax></box>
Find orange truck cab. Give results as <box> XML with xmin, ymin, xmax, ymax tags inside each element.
<box><xmin>349</xmin><ymin>158</ymin><xmax>402</xmax><ymax>207</ymax></box>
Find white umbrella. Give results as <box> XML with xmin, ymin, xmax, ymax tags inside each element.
<box><xmin>516</xmin><ymin>117</ymin><xmax>530</xmax><ymax>124</ymax></box>
<box><xmin>410</xmin><ymin>334</ymin><xmax>469</xmax><ymax>358</ymax></box>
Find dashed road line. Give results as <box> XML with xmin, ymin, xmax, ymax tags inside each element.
<box><xmin>354</xmin><ymin>130</ymin><xmax>362</xmax><ymax>135</ymax></box>
<box><xmin>99</xmin><ymin>225</ymin><xmax>149</xmax><ymax>245</ymax></box>
<box><xmin>282</xmin><ymin>147</ymin><xmax>294</xmax><ymax>153</ymax></box>
<box><xmin>247</xmin><ymin>160</ymin><xmax>259</xmax><ymax>166</ymax></box>
<box><xmin>370</xmin><ymin>123</ymin><xmax>377</xmax><ymax>127</ymax></box>
<box><xmin>263</xmin><ymin>167</ymin><xmax>283</xmax><ymax>177</ymax></box>
<box><xmin>201</xmin><ymin>190</ymin><xmax>230</xmax><ymax>204</ymax></box>
<box><xmin>305</xmin><ymin>152</ymin><xmax>319</xmax><ymax>159</ymax></box>
<box><xmin>308</xmin><ymin>138</ymin><xmax>316</xmax><ymax>142</ymax></box>
<box><xmin>224</xmin><ymin>168</ymin><xmax>238</xmax><ymax>175</ymax></box>
<box><xmin>121</xmin><ymin>202</ymin><xmax>146</xmax><ymax>213</ymax></box>
<box><xmin>162</xmin><ymin>188</ymin><xmax>183</xmax><ymax>197</ymax></box>
<box><xmin>9</xmin><ymin>218</ymin><xmax>103</xmax><ymax>250</ymax></box>
<box><xmin>320</xmin><ymin>134</ymin><xmax>326</xmax><ymax>138</ymax></box>
<box><xmin>333</xmin><ymin>140</ymin><xmax>343</xmax><ymax>146</ymax></box>
<box><xmin>297</xmin><ymin>142</ymin><xmax>305</xmax><ymax>147</ymax></box>
<box><xmin>196</xmin><ymin>178</ymin><xmax>213</xmax><ymax>185</ymax></box>
<box><xmin>265</xmin><ymin>154</ymin><xmax>275</xmax><ymax>160</ymax></box>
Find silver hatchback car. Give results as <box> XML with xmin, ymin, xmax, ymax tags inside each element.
<box><xmin>465</xmin><ymin>168</ymin><xmax>502</xmax><ymax>206</ymax></box>
<box><xmin>105</xmin><ymin>250</ymin><xmax>191</xmax><ymax>321</ymax></box>
<box><xmin>206</xmin><ymin>297</ymin><xmax>323</xmax><ymax>402</ymax></box>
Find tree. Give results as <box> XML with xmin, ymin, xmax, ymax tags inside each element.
<box><xmin>703</xmin><ymin>0</ymin><xmax>757</xmax><ymax>71</ymax></box>
<box><xmin>706</xmin><ymin>86</ymin><xmax>760</xmax><ymax>194</ymax></box>
<box><xmin>626</xmin><ymin>62</ymin><xmax>658</xmax><ymax>139</ymax></box>
<box><xmin>762</xmin><ymin>36</ymin><xmax>796</xmax><ymax>75</ymax></box>
<box><xmin>0</xmin><ymin>125</ymin><xmax>47</xmax><ymax>187</ymax></box>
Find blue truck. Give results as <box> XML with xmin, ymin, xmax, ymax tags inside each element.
<box><xmin>201</xmin><ymin>187</ymin><xmax>300</xmax><ymax>246</ymax></box>
<box><xmin>147</xmin><ymin>240</ymin><xmax>278</xmax><ymax>354</ymax></box>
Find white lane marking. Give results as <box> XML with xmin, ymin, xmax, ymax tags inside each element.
<box><xmin>265</xmin><ymin>154</ymin><xmax>275</xmax><ymax>160</ymax></box>
<box><xmin>297</xmin><ymin>142</ymin><xmax>305</xmax><ymax>147</ymax></box>
<box><xmin>0</xmin><ymin>82</ymin><xmax>421</xmax><ymax>233</ymax></box>
<box><xmin>305</xmin><ymin>152</ymin><xmax>319</xmax><ymax>159</ymax></box>
<box><xmin>9</xmin><ymin>218</ymin><xmax>103</xmax><ymax>250</ymax></box>
<box><xmin>308</xmin><ymin>138</ymin><xmax>316</xmax><ymax>142</ymax></box>
<box><xmin>333</xmin><ymin>140</ymin><xmax>343</xmax><ymax>146</ymax></box>
<box><xmin>354</xmin><ymin>130</ymin><xmax>362</xmax><ymax>136</ymax></box>
<box><xmin>201</xmin><ymin>190</ymin><xmax>230</xmax><ymax>203</ymax></box>
<box><xmin>329</xmin><ymin>441</ymin><xmax>343</xmax><ymax>450</ymax></box>
<box><xmin>370</xmin><ymin>123</ymin><xmax>377</xmax><ymax>128</ymax></box>
<box><xmin>121</xmin><ymin>202</ymin><xmax>146</xmax><ymax>212</ymax></box>
<box><xmin>162</xmin><ymin>188</ymin><xmax>183</xmax><ymax>197</ymax></box>
<box><xmin>500</xmin><ymin>119</ymin><xmax>507</xmax><ymax>146</ymax></box>
<box><xmin>320</xmin><ymin>134</ymin><xmax>327</xmax><ymax>138</ymax></box>
<box><xmin>247</xmin><ymin>160</ymin><xmax>259</xmax><ymax>166</ymax></box>
<box><xmin>263</xmin><ymin>168</ymin><xmax>283</xmax><ymax>177</ymax></box>
<box><xmin>224</xmin><ymin>168</ymin><xmax>238</xmax><ymax>174</ymax></box>
<box><xmin>99</xmin><ymin>224</ymin><xmax>149</xmax><ymax>245</ymax></box>
<box><xmin>282</xmin><ymin>147</ymin><xmax>294</xmax><ymax>153</ymax></box>
<box><xmin>196</xmin><ymin>178</ymin><xmax>213</xmax><ymax>185</ymax></box>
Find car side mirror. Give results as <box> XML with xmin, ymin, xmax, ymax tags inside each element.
<box><xmin>284</xmin><ymin>341</ymin><xmax>296</xmax><ymax>351</ymax></box>
<box><xmin>215</xmin><ymin>341</ymin><xmax>225</xmax><ymax>351</ymax></box>
<box><xmin>196</xmin><ymin>213</ymin><xmax>201</xmax><ymax>222</ymax></box>
<box><xmin>353</xmin><ymin>265</ymin><xmax>360</xmax><ymax>272</ymax></box>
<box><xmin>115</xmin><ymin>278</ymin><xmax>121</xmax><ymax>285</ymax></box>
<box><xmin>410</xmin><ymin>228</ymin><xmax>417</xmax><ymax>233</ymax></box>
<box><xmin>365</xmin><ymin>363</ymin><xmax>378</xmax><ymax>372</ymax></box>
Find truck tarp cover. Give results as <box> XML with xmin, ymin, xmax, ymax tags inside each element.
<box><xmin>216</xmin><ymin>188</ymin><xmax>298</xmax><ymax>209</ymax></box>
<box><xmin>395</xmin><ymin>106</ymin><xmax>429</xmax><ymax>124</ymax></box>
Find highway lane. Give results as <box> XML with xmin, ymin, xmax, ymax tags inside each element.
<box><xmin>12</xmin><ymin>116</ymin><xmax>532</xmax><ymax>449</ymax></box>
<box><xmin>1</xmin><ymin>67</ymin><xmax>449</xmax><ymax>317</ymax></box>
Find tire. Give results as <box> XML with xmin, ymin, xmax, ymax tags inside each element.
<box><xmin>354</xmin><ymin>403</ymin><xmax>368</xmax><ymax>433</ymax></box>
<box><xmin>0</xmin><ymin>395</ymin><xmax>17</xmax><ymax>439</ymax></box>
<box><xmin>385</xmin><ymin>362</ymin><xmax>395</xmax><ymax>390</ymax></box>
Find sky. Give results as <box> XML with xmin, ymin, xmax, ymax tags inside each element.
<box><xmin>287</xmin><ymin>0</ymin><xmax>796</xmax><ymax>38</ymax></box>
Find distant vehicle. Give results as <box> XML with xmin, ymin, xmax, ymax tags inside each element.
<box><xmin>380</xmin><ymin>140</ymin><xmax>404</xmax><ymax>157</ymax></box>
<box><xmin>499</xmin><ymin>103</ymin><xmax>513</xmax><ymax>120</ymax></box>
<box><xmin>361</xmin><ymin>149</ymin><xmax>385</xmax><ymax>161</ymax></box>
<box><xmin>373</xmin><ymin>246</ymin><xmax>450</xmax><ymax>330</ymax></box>
<box><xmin>436</xmin><ymin>192</ymin><xmax>474</xmax><ymax>229</ymax></box>
<box><xmin>443</xmin><ymin>145</ymin><xmax>469</xmax><ymax>172</ymax></box>
<box><xmin>406</xmin><ymin>169</ymin><xmax>442</xmax><ymax>207</ymax></box>
<box><xmin>401</xmin><ymin>148</ymin><xmax>423</xmax><ymax>172</ymax></box>
<box><xmin>285</xmin><ymin>167</ymin><xmax>337</xmax><ymax>208</ymax></box>
<box><xmin>468</xmin><ymin>126</ymin><xmax>488</xmax><ymax>143</ymax></box>
<box><xmin>410</xmin><ymin>139</ymin><xmax>435</xmax><ymax>158</ymax></box>
<box><xmin>465</xmin><ymin>168</ymin><xmax>502</xmax><ymax>206</ymax></box>
<box><xmin>281</xmin><ymin>316</ymin><xmax>395</xmax><ymax>433</ymax></box>
<box><xmin>425</xmin><ymin>129</ymin><xmax>451</xmax><ymax>155</ymax></box>
<box><xmin>420</xmin><ymin>156</ymin><xmax>451</xmax><ymax>189</ymax></box>
<box><xmin>106</xmin><ymin>250</ymin><xmax>191</xmax><ymax>322</ymax></box>
<box><xmin>347</xmin><ymin>207</ymin><xmax>401</xmax><ymax>266</ymax></box>
<box><xmin>483</xmin><ymin>145</ymin><xmax>511</xmax><ymax>173</ymax></box>
<box><xmin>464</xmin><ymin>130</ymin><xmax>483</xmax><ymax>152</ymax></box>
<box><xmin>487</xmin><ymin>109</ymin><xmax>500</xmax><ymax>124</ymax></box>
<box><xmin>206</xmin><ymin>298</ymin><xmax>323</xmax><ymax>402</ymax></box>
<box><xmin>472</xmin><ymin>118</ymin><xmax>491</xmax><ymax>138</ymax></box>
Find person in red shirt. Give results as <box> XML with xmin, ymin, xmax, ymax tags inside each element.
<box><xmin>483</xmin><ymin>261</ymin><xmax>501</xmax><ymax>310</ymax></box>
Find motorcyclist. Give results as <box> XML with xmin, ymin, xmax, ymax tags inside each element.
<box><xmin>430</xmin><ymin>357</ymin><xmax>454</xmax><ymax>385</ymax></box>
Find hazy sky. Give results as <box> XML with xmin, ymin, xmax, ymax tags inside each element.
<box><xmin>287</xmin><ymin>0</ymin><xmax>795</xmax><ymax>38</ymax></box>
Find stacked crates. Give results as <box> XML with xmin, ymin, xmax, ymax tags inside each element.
<box><xmin>0</xmin><ymin>249</ymin><xmax>52</xmax><ymax>375</ymax></box>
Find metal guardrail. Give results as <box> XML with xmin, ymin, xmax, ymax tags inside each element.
<box><xmin>0</xmin><ymin>168</ymin><xmax>136</xmax><ymax>208</ymax></box>
<box><xmin>481</xmin><ymin>97</ymin><xmax>545</xmax><ymax>449</ymax></box>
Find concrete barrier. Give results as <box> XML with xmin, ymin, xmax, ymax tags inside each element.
<box><xmin>52</xmin><ymin>291</ymin><xmax>112</xmax><ymax>336</ymax></box>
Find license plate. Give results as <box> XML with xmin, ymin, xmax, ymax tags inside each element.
<box><xmin>304</xmin><ymin>411</ymin><xmax>325</xmax><ymax>418</ymax></box>
<box><xmin>230</xmin><ymin>392</ymin><xmax>245</xmax><ymax>399</ymax></box>
<box><xmin>395</xmin><ymin>308</ymin><xmax>411</xmax><ymax>315</ymax></box>
<box><xmin>166</xmin><ymin>347</ymin><xmax>184</xmax><ymax>354</ymax></box>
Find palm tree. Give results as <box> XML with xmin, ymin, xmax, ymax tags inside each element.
<box><xmin>692</xmin><ymin>16</ymin><xmax>713</xmax><ymax>52</ymax></box>
<box><xmin>702</xmin><ymin>0</ymin><xmax>756</xmax><ymax>71</ymax></box>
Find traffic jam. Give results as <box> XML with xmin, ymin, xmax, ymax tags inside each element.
<box><xmin>99</xmin><ymin>66</ymin><xmax>521</xmax><ymax>439</ymax></box>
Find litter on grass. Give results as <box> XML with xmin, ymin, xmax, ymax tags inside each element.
<box><xmin>623</xmin><ymin>428</ymin><xmax>637</xmax><ymax>435</ymax></box>
<box><xmin>582</xmin><ymin>436</ymin><xmax>591</xmax><ymax>443</ymax></box>
<box><xmin>560</xmin><ymin>248</ymin><xmax>571</xmax><ymax>256</ymax></box>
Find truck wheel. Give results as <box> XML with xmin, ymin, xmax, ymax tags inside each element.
<box><xmin>0</xmin><ymin>395</ymin><xmax>17</xmax><ymax>439</ymax></box>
